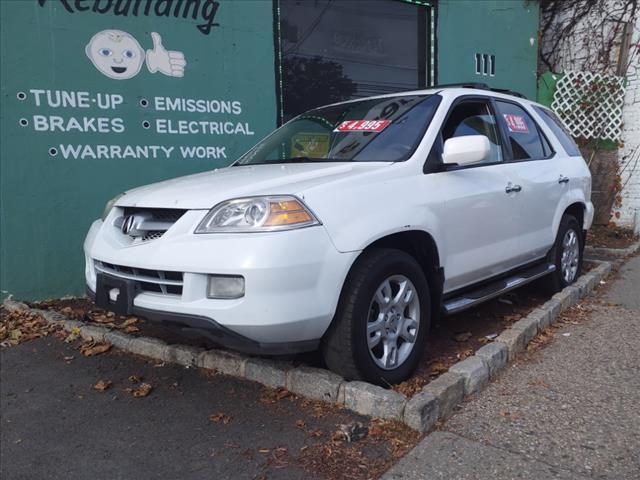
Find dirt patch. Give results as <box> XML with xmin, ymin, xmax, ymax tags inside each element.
<box><xmin>587</xmin><ymin>224</ymin><xmax>638</xmax><ymax>249</ymax></box>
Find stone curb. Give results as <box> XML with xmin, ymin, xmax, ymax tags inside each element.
<box><xmin>2</xmin><ymin>260</ymin><xmax>613</xmax><ymax>433</ymax></box>
<box><xmin>585</xmin><ymin>240</ymin><xmax>640</xmax><ymax>258</ymax></box>
<box><xmin>402</xmin><ymin>259</ymin><xmax>613</xmax><ymax>432</ymax></box>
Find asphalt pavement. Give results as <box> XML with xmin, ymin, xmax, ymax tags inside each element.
<box><xmin>0</xmin><ymin>335</ymin><xmax>397</xmax><ymax>479</ymax></box>
<box><xmin>384</xmin><ymin>254</ymin><xmax>640</xmax><ymax>480</ymax></box>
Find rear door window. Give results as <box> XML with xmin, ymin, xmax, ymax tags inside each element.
<box><xmin>533</xmin><ymin>106</ymin><xmax>582</xmax><ymax>157</ymax></box>
<box><xmin>495</xmin><ymin>101</ymin><xmax>548</xmax><ymax>161</ymax></box>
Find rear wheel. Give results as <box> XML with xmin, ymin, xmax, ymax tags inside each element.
<box><xmin>321</xmin><ymin>248</ymin><xmax>430</xmax><ymax>386</ymax></box>
<box><xmin>543</xmin><ymin>214</ymin><xmax>583</xmax><ymax>293</ymax></box>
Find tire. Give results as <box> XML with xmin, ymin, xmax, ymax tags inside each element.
<box><xmin>321</xmin><ymin>248</ymin><xmax>431</xmax><ymax>386</ymax></box>
<box><xmin>542</xmin><ymin>214</ymin><xmax>583</xmax><ymax>294</ymax></box>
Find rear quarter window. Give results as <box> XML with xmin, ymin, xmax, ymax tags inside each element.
<box><xmin>533</xmin><ymin>106</ymin><xmax>582</xmax><ymax>157</ymax></box>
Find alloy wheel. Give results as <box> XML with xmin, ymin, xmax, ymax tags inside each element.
<box><xmin>366</xmin><ymin>275</ymin><xmax>420</xmax><ymax>370</ymax></box>
<box><xmin>561</xmin><ymin>229</ymin><xmax>580</xmax><ymax>283</ymax></box>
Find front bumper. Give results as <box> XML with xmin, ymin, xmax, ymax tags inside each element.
<box><xmin>86</xmin><ymin>287</ymin><xmax>319</xmax><ymax>354</ymax></box>
<box><xmin>84</xmin><ymin>210</ymin><xmax>359</xmax><ymax>352</ymax></box>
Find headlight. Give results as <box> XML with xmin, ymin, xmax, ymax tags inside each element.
<box><xmin>195</xmin><ymin>195</ymin><xmax>320</xmax><ymax>233</ymax></box>
<box><xmin>101</xmin><ymin>193</ymin><xmax>125</xmax><ymax>221</ymax></box>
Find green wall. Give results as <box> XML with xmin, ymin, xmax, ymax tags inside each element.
<box><xmin>437</xmin><ymin>0</ymin><xmax>539</xmax><ymax>99</ymax></box>
<box><xmin>1</xmin><ymin>0</ymin><xmax>277</xmax><ymax>300</ymax></box>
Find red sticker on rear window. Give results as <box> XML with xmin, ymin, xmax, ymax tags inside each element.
<box><xmin>334</xmin><ymin>120</ymin><xmax>391</xmax><ymax>132</ymax></box>
<box><xmin>503</xmin><ymin>114</ymin><xmax>529</xmax><ymax>133</ymax></box>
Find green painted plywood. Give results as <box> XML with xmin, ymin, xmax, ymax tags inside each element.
<box><xmin>1</xmin><ymin>0</ymin><xmax>277</xmax><ymax>300</ymax></box>
<box><xmin>437</xmin><ymin>0</ymin><xmax>539</xmax><ymax>99</ymax></box>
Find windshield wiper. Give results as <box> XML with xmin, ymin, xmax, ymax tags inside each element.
<box><xmin>244</xmin><ymin>157</ymin><xmax>341</xmax><ymax>165</ymax></box>
<box><xmin>282</xmin><ymin>156</ymin><xmax>339</xmax><ymax>163</ymax></box>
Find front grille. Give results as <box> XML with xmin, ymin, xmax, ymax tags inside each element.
<box><xmin>122</xmin><ymin>207</ymin><xmax>186</xmax><ymax>223</ymax></box>
<box><xmin>117</xmin><ymin>208</ymin><xmax>187</xmax><ymax>243</ymax></box>
<box><xmin>142</xmin><ymin>231</ymin><xmax>164</xmax><ymax>242</ymax></box>
<box><xmin>95</xmin><ymin>261</ymin><xmax>184</xmax><ymax>296</ymax></box>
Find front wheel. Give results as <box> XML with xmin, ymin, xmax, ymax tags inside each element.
<box><xmin>321</xmin><ymin>248</ymin><xmax>430</xmax><ymax>386</ymax></box>
<box><xmin>543</xmin><ymin>214</ymin><xmax>583</xmax><ymax>293</ymax></box>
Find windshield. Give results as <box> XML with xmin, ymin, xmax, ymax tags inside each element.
<box><xmin>235</xmin><ymin>94</ymin><xmax>441</xmax><ymax>165</ymax></box>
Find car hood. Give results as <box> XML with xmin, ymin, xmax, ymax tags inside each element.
<box><xmin>117</xmin><ymin>162</ymin><xmax>390</xmax><ymax>209</ymax></box>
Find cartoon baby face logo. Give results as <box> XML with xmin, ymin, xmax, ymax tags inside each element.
<box><xmin>86</xmin><ymin>30</ymin><xmax>186</xmax><ymax>80</ymax></box>
<box><xmin>86</xmin><ymin>30</ymin><xmax>145</xmax><ymax>79</ymax></box>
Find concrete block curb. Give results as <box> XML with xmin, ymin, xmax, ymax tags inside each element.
<box><xmin>404</xmin><ymin>391</ymin><xmax>439</xmax><ymax>433</ymax></box>
<box><xmin>585</xmin><ymin>240</ymin><xmax>640</xmax><ymax>258</ymax></box>
<box><xmin>287</xmin><ymin>366</ymin><xmax>343</xmax><ymax>403</ymax></box>
<box><xmin>165</xmin><ymin>344</ymin><xmax>202</xmax><ymax>367</ymax></box>
<box><xmin>1</xmin><ymin>260</ymin><xmax>613</xmax><ymax>434</ymax></box>
<box><xmin>540</xmin><ymin>297</ymin><xmax>562</xmax><ymax>325</ymax></box>
<box><xmin>552</xmin><ymin>286</ymin><xmax>579</xmax><ymax>310</ymax></box>
<box><xmin>341</xmin><ymin>381</ymin><xmax>407</xmax><ymax>420</ymax></box>
<box><xmin>197</xmin><ymin>349</ymin><xmax>247</xmax><ymax>377</ymax></box>
<box><xmin>591</xmin><ymin>260</ymin><xmax>613</xmax><ymax>277</ymax></box>
<box><xmin>105</xmin><ymin>331</ymin><xmax>134</xmax><ymax>350</ymax></box>
<box><xmin>422</xmin><ymin>372</ymin><xmax>465</xmax><ymax>420</ymax></box>
<box><xmin>127</xmin><ymin>336</ymin><xmax>170</xmax><ymax>361</ymax></box>
<box><xmin>245</xmin><ymin>358</ymin><xmax>291</xmax><ymax>388</ymax></box>
<box><xmin>495</xmin><ymin>327</ymin><xmax>527</xmax><ymax>360</ymax></box>
<box><xmin>449</xmin><ymin>356</ymin><xmax>489</xmax><ymax>394</ymax></box>
<box><xmin>527</xmin><ymin>308</ymin><xmax>552</xmax><ymax>330</ymax></box>
<box><xmin>3</xmin><ymin>299</ymin><xmax>30</xmax><ymax>312</ymax></box>
<box><xmin>474</xmin><ymin>342</ymin><xmax>507</xmax><ymax>378</ymax></box>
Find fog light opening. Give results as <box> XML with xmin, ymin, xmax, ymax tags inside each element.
<box><xmin>207</xmin><ymin>275</ymin><xmax>245</xmax><ymax>299</ymax></box>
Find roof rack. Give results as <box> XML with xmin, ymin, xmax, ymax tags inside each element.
<box><xmin>434</xmin><ymin>82</ymin><xmax>527</xmax><ymax>99</ymax></box>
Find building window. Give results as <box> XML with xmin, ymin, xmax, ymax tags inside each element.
<box><xmin>275</xmin><ymin>0</ymin><xmax>434</xmax><ymax>123</ymax></box>
<box><xmin>474</xmin><ymin>52</ymin><xmax>496</xmax><ymax>77</ymax></box>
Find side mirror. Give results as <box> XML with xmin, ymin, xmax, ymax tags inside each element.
<box><xmin>442</xmin><ymin>135</ymin><xmax>491</xmax><ymax>167</ymax></box>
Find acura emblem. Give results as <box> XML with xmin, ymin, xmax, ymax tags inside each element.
<box><xmin>121</xmin><ymin>215</ymin><xmax>136</xmax><ymax>235</ymax></box>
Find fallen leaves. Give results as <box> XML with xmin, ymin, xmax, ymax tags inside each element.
<box><xmin>503</xmin><ymin>313</ymin><xmax>522</xmax><ymax>323</ymax></box>
<box><xmin>527</xmin><ymin>329</ymin><xmax>556</xmax><ymax>352</ymax></box>
<box><xmin>393</xmin><ymin>375</ymin><xmax>428</xmax><ymax>397</ymax></box>
<box><xmin>80</xmin><ymin>341</ymin><xmax>111</xmax><ymax>357</ymax></box>
<box><xmin>0</xmin><ymin>308</ymin><xmax>59</xmax><ymax>347</ymax></box>
<box><xmin>259</xmin><ymin>387</ymin><xmax>295</xmax><ymax>404</ymax></box>
<box><xmin>129</xmin><ymin>383</ymin><xmax>153</xmax><ymax>398</ymax></box>
<box><xmin>64</xmin><ymin>327</ymin><xmax>81</xmax><ymax>343</ymax></box>
<box><xmin>122</xmin><ymin>374</ymin><xmax>153</xmax><ymax>397</ymax></box>
<box><xmin>209</xmin><ymin>412</ymin><xmax>231</xmax><ymax>424</ymax></box>
<box><xmin>93</xmin><ymin>380</ymin><xmax>112</xmax><ymax>391</ymax></box>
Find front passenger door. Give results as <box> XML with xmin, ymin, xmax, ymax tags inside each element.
<box><xmin>432</xmin><ymin>97</ymin><xmax>524</xmax><ymax>293</ymax></box>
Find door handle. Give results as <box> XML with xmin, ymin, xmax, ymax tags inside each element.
<box><xmin>558</xmin><ymin>175</ymin><xmax>570</xmax><ymax>184</ymax></box>
<box><xmin>505</xmin><ymin>183</ymin><xmax>522</xmax><ymax>194</ymax></box>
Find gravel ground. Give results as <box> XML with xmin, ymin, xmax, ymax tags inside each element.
<box><xmin>384</xmin><ymin>255</ymin><xmax>640</xmax><ymax>480</ymax></box>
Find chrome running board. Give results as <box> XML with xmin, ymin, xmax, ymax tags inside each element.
<box><xmin>443</xmin><ymin>262</ymin><xmax>556</xmax><ymax>315</ymax></box>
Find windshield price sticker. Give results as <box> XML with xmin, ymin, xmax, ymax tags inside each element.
<box><xmin>503</xmin><ymin>114</ymin><xmax>529</xmax><ymax>133</ymax></box>
<box><xmin>334</xmin><ymin>120</ymin><xmax>391</xmax><ymax>132</ymax></box>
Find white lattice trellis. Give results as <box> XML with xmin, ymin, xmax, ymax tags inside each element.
<box><xmin>551</xmin><ymin>71</ymin><xmax>626</xmax><ymax>142</ymax></box>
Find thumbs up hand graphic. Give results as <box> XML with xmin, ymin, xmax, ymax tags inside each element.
<box><xmin>146</xmin><ymin>32</ymin><xmax>186</xmax><ymax>77</ymax></box>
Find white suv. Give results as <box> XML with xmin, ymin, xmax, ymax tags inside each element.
<box><xmin>84</xmin><ymin>86</ymin><xmax>593</xmax><ymax>385</ymax></box>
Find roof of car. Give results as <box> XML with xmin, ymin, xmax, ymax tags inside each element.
<box><xmin>319</xmin><ymin>84</ymin><xmax>543</xmax><ymax>110</ymax></box>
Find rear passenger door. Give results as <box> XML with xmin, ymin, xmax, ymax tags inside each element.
<box><xmin>494</xmin><ymin>100</ymin><xmax>560</xmax><ymax>264</ymax></box>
